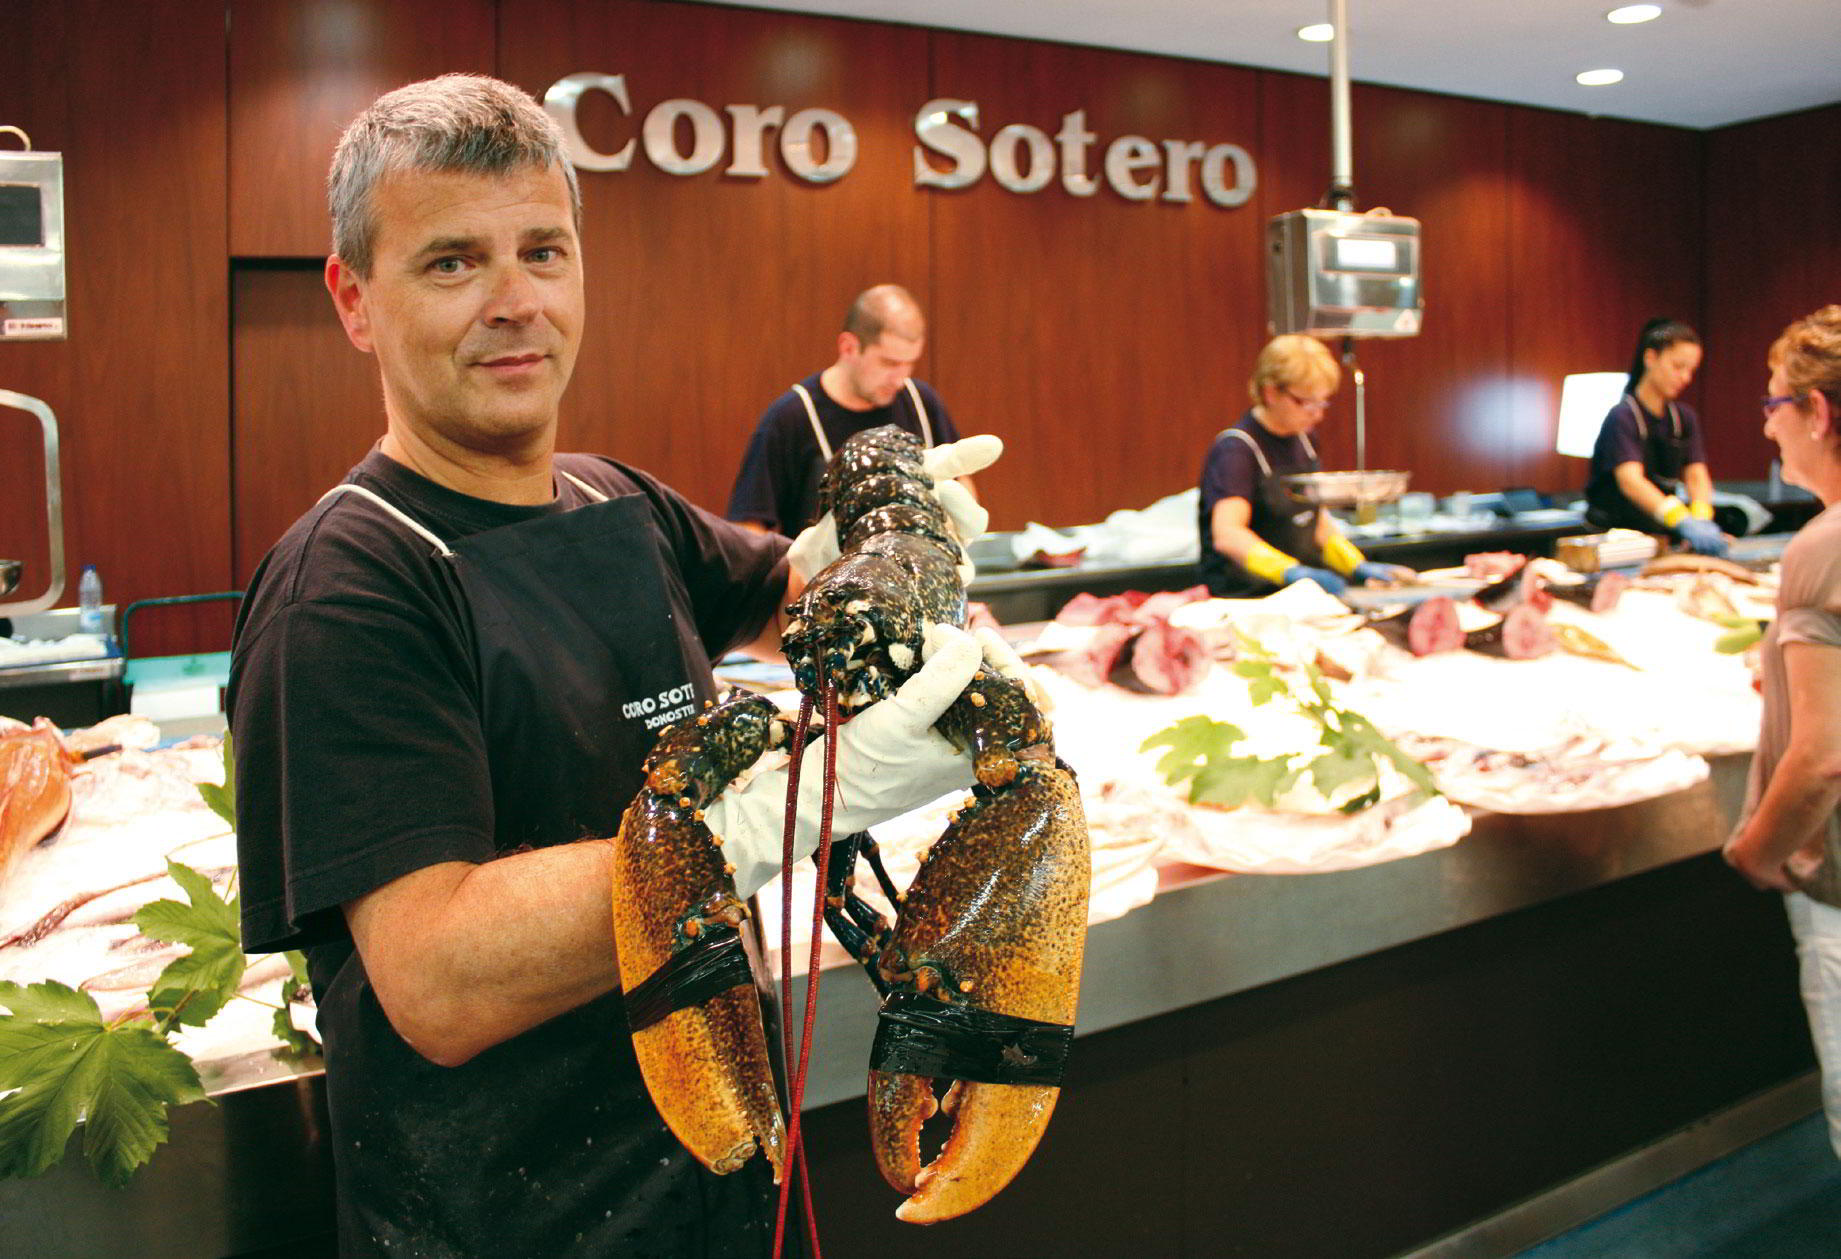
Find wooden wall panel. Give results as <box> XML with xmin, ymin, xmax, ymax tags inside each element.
<box><xmin>1503</xmin><ymin>108</ymin><xmax>1703</xmax><ymax>497</ymax></box>
<box><xmin>926</xmin><ymin>32</ymin><xmax>1265</xmax><ymax>530</ymax></box>
<box><xmin>231</xmin><ymin>266</ymin><xmax>384</xmax><ymax>580</ymax></box>
<box><xmin>499</xmin><ymin>0</ymin><xmax>932</xmax><ymax>516</ymax></box>
<box><xmin>13</xmin><ymin>0</ymin><xmax>1819</xmax><ymax>661</ymax></box>
<box><xmin>228</xmin><ymin>0</ymin><xmax>497</xmax><ymax>256</ymax></box>
<box><xmin>1702</xmin><ymin>102</ymin><xmax>1841</xmax><ymax>482</ymax></box>
<box><xmin>0</xmin><ymin>0</ymin><xmax>231</xmax><ymax>659</ymax></box>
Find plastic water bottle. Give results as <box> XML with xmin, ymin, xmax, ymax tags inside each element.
<box><xmin>77</xmin><ymin>564</ymin><xmax>104</xmax><ymax>636</ymax></box>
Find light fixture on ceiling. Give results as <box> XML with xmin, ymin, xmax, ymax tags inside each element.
<box><xmin>1606</xmin><ymin>4</ymin><xmax>1663</xmax><ymax>24</ymax></box>
<box><xmin>1297</xmin><ymin>23</ymin><xmax>1335</xmax><ymax>42</ymax></box>
<box><xmin>1576</xmin><ymin>68</ymin><xmax>1626</xmax><ymax>86</ymax></box>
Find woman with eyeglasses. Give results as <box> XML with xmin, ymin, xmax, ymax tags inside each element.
<box><xmin>1724</xmin><ymin>304</ymin><xmax>1841</xmax><ymax>1158</ymax></box>
<box><xmin>1197</xmin><ymin>334</ymin><xmax>1414</xmax><ymax>597</ymax></box>
<box><xmin>1584</xmin><ymin>317</ymin><xmax>1731</xmax><ymax>555</ymax></box>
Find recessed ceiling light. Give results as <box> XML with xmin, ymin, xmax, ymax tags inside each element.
<box><xmin>1576</xmin><ymin>68</ymin><xmax>1626</xmax><ymax>86</ymax></box>
<box><xmin>1606</xmin><ymin>5</ymin><xmax>1662</xmax><ymax>24</ymax></box>
<box><xmin>1297</xmin><ymin>23</ymin><xmax>1335</xmax><ymax>42</ymax></box>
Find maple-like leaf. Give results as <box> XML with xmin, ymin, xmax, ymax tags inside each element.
<box><xmin>134</xmin><ymin>862</ymin><xmax>246</xmax><ymax>1029</ymax></box>
<box><xmin>0</xmin><ymin>981</ymin><xmax>207</xmax><ymax>1186</ymax></box>
<box><xmin>195</xmin><ymin>733</ymin><xmax>237</xmax><ymax>830</ymax></box>
<box><xmin>1140</xmin><ymin>715</ymin><xmax>1246</xmax><ymax>785</ymax></box>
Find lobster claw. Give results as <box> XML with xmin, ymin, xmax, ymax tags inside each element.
<box><xmin>609</xmin><ymin>693</ymin><xmax>786</xmax><ymax>1181</ymax></box>
<box><xmin>866</xmin><ymin>759</ymin><xmax>1089</xmax><ymax>1223</ymax></box>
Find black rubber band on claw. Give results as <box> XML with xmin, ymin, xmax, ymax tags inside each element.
<box><xmin>623</xmin><ymin>925</ymin><xmax>753</xmax><ymax>1033</ymax></box>
<box><xmin>869</xmin><ymin>991</ymin><xmax>1074</xmax><ymax>1087</ymax></box>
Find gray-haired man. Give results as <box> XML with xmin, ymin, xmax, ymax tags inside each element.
<box><xmin>229</xmin><ymin>74</ymin><xmax>987</xmax><ymax>1255</ymax></box>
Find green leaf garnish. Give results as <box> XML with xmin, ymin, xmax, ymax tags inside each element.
<box><xmin>1143</xmin><ymin>631</ymin><xmax>1440</xmax><ymax>813</ymax></box>
<box><xmin>194</xmin><ymin>735</ymin><xmax>237</xmax><ymax>831</ymax></box>
<box><xmin>0</xmin><ymin>982</ymin><xmax>207</xmax><ymax>1186</ymax></box>
<box><xmin>270</xmin><ymin>952</ymin><xmax>320</xmax><ymax>1058</ymax></box>
<box><xmin>134</xmin><ymin>862</ymin><xmax>245</xmax><ymax>1030</ymax></box>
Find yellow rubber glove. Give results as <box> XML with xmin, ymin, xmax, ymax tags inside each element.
<box><xmin>1320</xmin><ymin>533</ymin><xmax>1366</xmax><ymax>578</ymax></box>
<box><xmin>1241</xmin><ymin>539</ymin><xmax>1302</xmax><ymax>586</ymax></box>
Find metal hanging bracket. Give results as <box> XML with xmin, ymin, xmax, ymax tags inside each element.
<box><xmin>0</xmin><ymin>390</ymin><xmax>67</xmax><ymax>615</ymax></box>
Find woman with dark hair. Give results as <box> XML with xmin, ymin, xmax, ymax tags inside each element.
<box><xmin>1724</xmin><ymin>304</ymin><xmax>1841</xmax><ymax>1158</ymax></box>
<box><xmin>1584</xmin><ymin>318</ymin><xmax>1730</xmax><ymax>555</ymax></box>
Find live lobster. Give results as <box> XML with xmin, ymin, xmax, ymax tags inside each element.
<box><xmin>608</xmin><ymin>425</ymin><xmax>1091</xmax><ymax>1224</ymax></box>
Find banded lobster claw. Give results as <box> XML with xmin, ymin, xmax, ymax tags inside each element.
<box><xmin>862</xmin><ymin>671</ymin><xmax>1090</xmax><ymax>1223</ymax></box>
<box><xmin>607</xmin><ymin>692</ymin><xmax>786</xmax><ymax>1182</ymax></box>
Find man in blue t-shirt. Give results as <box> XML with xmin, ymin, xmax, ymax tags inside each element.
<box><xmin>725</xmin><ymin>284</ymin><xmax>971</xmax><ymax>537</ymax></box>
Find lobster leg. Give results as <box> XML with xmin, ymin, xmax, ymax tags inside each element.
<box><xmin>819</xmin><ymin>831</ymin><xmax>896</xmax><ymax>995</ymax></box>
<box><xmin>609</xmin><ymin>693</ymin><xmax>787</xmax><ymax>1181</ymax></box>
<box><xmin>867</xmin><ymin>756</ymin><xmax>1089</xmax><ymax>1223</ymax></box>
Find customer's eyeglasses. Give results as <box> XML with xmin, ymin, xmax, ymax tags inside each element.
<box><xmin>1761</xmin><ymin>392</ymin><xmax>1806</xmax><ymax>421</ymax></box>
<box><xmin>1284</xmin><ymin>390</ymin><xmax>1333</xmax><ymax>413</ymax></box>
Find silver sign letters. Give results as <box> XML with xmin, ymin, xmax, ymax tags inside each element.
<box><xmin>545</xmin><ymin>73</ymin><xmax>1255</xmax><ymax>208</ymax></box>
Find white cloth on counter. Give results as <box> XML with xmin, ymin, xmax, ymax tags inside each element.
<box><xmin>1029</xmin><ymin>574</ymin><xmax>1750</xmax><ymax>821</ymax></box>
<box><xmin>1393</xmin><ymin>733</ymin><xmax>1709</xmax><ymax>815</ymax></box>
<box><xmin>1012</xmin><ymin>488</ymin><xmax>1201</xmax><ymax>567</ymax></box>
<box><xmin>1169</xmin><ymin>790</ymin><xmax>1472</xmax><ymax>875</ymax></box>
<box><xmin>1338</xmin><ymin>587</ymin><xmax>1762</xmax><ymax>759</ymax></box>
<box><xmin>1031</xmin><ymin>663</ymin><xmax>1471</xmax><ymax>874</ymax></box>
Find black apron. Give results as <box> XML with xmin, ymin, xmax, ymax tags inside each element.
<box><xmin>1585</xmin><ymin>396</ymin><xmax>1693</xmax><ymax>532</ymax></box>
<box><xmin>311</xmin><ymin>473</ymin><xmax>774</xmax><ymax>1258</ymax></box>
<box><xmin>1206</xmin><ymin>423</ymin><xmax>1325</xmax><ymax>596</ymax></box>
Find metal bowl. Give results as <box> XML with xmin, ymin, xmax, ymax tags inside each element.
<box><xmin>0</xmin><ymin>559</ymin><xmax>18</xmax><ymax>597</ymax></box>
<box><xmin>1281</xmin><ymin>470</ymin><xmax>1412</xmax><ymax>509</ymax></box>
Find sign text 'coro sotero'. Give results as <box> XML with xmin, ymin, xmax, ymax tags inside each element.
<box><xmin>543</xmin><ymin>72</ymin><xmax>1256</xmax><ymax>209</ymax></box>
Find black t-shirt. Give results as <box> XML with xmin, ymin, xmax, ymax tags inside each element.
<box><xmin>1585</xmin><ymin>395</ymin><xmax>1707</xmax><ymax>526</ymax></box>
<box><xmin>233</xmin><ymin>448</ymin><xmax>787</xmax><ymax>953</ymax></box>
<box><xmin>1197</xmin><ymin>409</ymin><xmax>1325</xmax><ymax>595</ymax></box>
<box><xmin>724</xmin><ymin>371</ymin><xmax>958</xmax><ymax>536</ymax></box>
<box><xmin>228</xmin><ymin>448</ymin><xmax>787</xmax><ymax>1257</ymax></box>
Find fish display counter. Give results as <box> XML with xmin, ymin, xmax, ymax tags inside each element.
<box><xmin>0</xmin><ymin>540</ymin><xmax>1815</xmax><ymax>1257</ymax></box>
<box><xmin>968</xmin><ymin>513</ymin><xmax>1598</xmax><ymax>625</ymax></box>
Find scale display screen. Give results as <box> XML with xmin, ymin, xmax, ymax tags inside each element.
<box><xmin>0</xmin><ymin>184</ymin><xmax>44</xmax><ymax>248</ymax></box>
<box><xmin>1328</xmin><ymin>235</ymin><xmax>1402</xmax><ymax>273</ymax></box>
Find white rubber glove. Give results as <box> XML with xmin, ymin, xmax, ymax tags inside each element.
<box><xmin>785</xmin><ymin>434</ymin><xmax>1004</xmax><ymax>583</ymax></box>
<box><xmin>787</xmin><ymin>513</ymin><xmax>839</xmax><ymax>583</ymax></box>
<box><xmin>702</xmin><ymin>623</ymin><xmax>982</xmax><ymax>897</ymax></box>
<box><xmin>972</xmin><ymin>625</ymin><xmax>1048</xmax><ymax>711</ymax></box>
<box><xmin>924</xmin><ymin>434</ymin><xmax>1002</xmax><ymax>546</ymax></box>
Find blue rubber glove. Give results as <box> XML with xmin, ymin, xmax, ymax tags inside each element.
<box><xmin>1350</xmin><ymin>561</ymin><xmax>1414</xmax><ymax>587</ymax></box>
<box><xmin>1282</xmin><ymin>564</ymin><xmax>1348</xmax><ymax>596</ymax></box>
<box><xmin>1676</xmin><ymin>518</ymin><xmax>1730</xmax><ymax>557</ymax></box>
